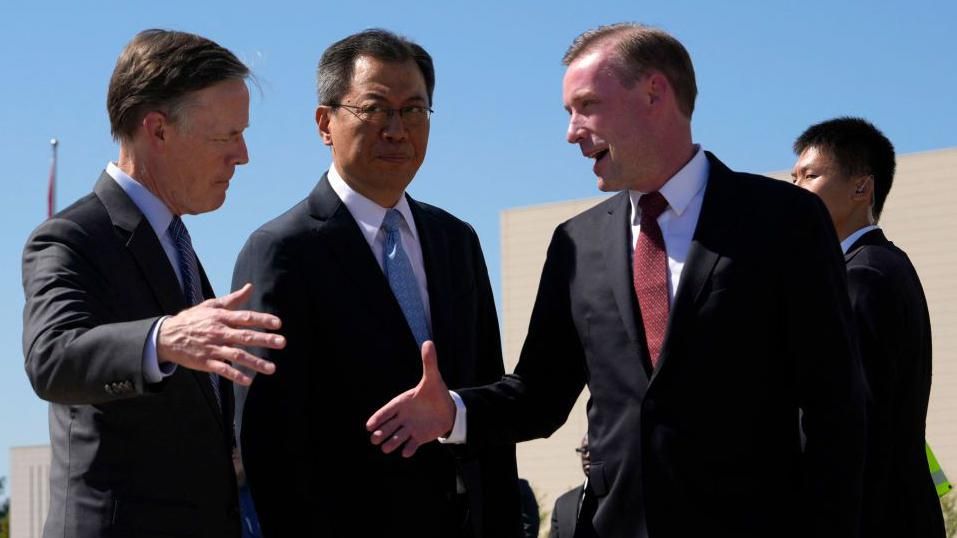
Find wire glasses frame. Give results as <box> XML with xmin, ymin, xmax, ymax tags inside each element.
<box><xmin>329</xmin><ymin>103</ymin><xmax>433</xmax><ymax>127</ymax></box>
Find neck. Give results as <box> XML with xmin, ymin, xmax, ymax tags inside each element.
<box><xmin>646</xmin><ymin>141</ymin><xmax>696</xmax><ymax>192</ymax></box>
<box><xmin>643</xmin><ymin>120</ymin><xmax>694</xmax><ymax>191</ymax></box>
<box><xmin>836</xmin><ymin>213</ymin><xmax>875</xmax><ymax>243</ymax></box>
<box><xmin>117</xmin><ymin>144</ymin><xmax>180</xmax><ymax>215</ymax></box>
<box><xmin>334</xmin><ymin>164</ymin><xmax>406</xmax><ymax>209</ymax></box>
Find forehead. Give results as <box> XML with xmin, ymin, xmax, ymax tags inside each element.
<box><xmin>562</xmin><ymin>46</ymin><xmax>623</xmax><ymax>101</ymax></box>
<box><xmin>344</xmin><ymin>55</ymin><xmax>427</xmax><ymax>101</ymax></box>
<box><xmin>794</xmin><ymin>146</ymin><xmax>837</xmax><ymax>171</ymax></box>
<box><xmin>186</xmin><ymin>79</ymin><xmax>249</xmax><ymax>128</ymax></box>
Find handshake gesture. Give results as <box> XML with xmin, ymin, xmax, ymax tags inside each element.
<box><xmin>366</xmin><ymin>341</ymin><xmax>458</xmax><ymax>457</ymax></box>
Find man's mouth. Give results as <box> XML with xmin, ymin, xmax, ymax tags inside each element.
<box><xmin>378</xmin><ymin>153</ymin><xmax>410</xmax><ymax>163</ymax></box>
<box><xmin>589</xmin><ymin>149</ymin><xmax>609</xmax><ymax>162</ymax></box>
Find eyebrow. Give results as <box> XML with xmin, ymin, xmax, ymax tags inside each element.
<box><xmin>357</xmin><ymin>92</ymin><xmax>428</xmax><ymax>104</ymax></box>
<box><xmin>212</xmin><ymin>125</ymin><xmax>248</xmax><ymax>137</ymax></box>
<box><xmin>565</xmin><ymin>89</ymin><xmax>596</xmax><ymax>111</ymax></box>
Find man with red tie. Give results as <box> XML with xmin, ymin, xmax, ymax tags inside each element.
<box><xmin>368</xmin><ymin>23</ymin><xmax>866</xmax><ymax>538</ymax></box>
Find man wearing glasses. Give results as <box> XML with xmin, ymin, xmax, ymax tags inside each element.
<box><xmin>232</xmin><ymin>29</ymin><xmax>522</xmax><ymax>537</ymax></box>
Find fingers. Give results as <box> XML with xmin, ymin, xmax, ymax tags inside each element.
<box><xmin>219</xmin><ymin>309</ymin><xmax>282</xmax><ymax>331</ymax></box>
<box><xmin>218</xmin><ymin>325</ymin><xmax>286</xmax><ymax>350</ymax></box>
<box><xmin>200</xmin><ymin>346</ymin><xmax>276</xmax><ymax>377</ymax></box>
<box><xmin>220</xmin><ymin>345</ymin><xmax>277</xmax><ymax>375</ymax></box>
<box><xmin>370</xmin><ymin>421</ymin><xmax>422</xmax><ymax>458</ymax></box>
<box><xmin>211</xmin><ymin>283</ymin><xmax>253</xmax><ymax>310</ymax></box>
<box><xmin>206</xmin><ymin>359</ymin><xmax>254</xmax><ymax>386</ymax></box>
<box><xmin>366</xmin><ymin>394</ymin><xmax>405</xmax><ymax>432</ymax></box>
<box><xmin>419</xmin><ymin>340</ymin><xmax>439</xmax><ymax>382</ymax></box>
<box><xmin>199</xmin><ymin>345</ymin><xmax>276</xmax><ymax>385</ymax></box>
<box><xmin>401</xmin><ymin>438</ymin><xmax>421</xmax><ymax>458</ymax></box>
<box><xmin>369</xmin><ymin>416</ymin><xmax>403</xmax><ymax>445</ymax></box>
<box><xmin>379</xmin><ymin>427</ymin><xmax>411</xmax><ymax>454</ymax></box>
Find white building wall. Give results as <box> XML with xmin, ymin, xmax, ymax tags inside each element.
<box><xmin>10</xmin><ymin>445</ymin><xmax>51</xmax><ymax>538</ymax></box>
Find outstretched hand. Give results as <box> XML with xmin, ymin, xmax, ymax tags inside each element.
<box><xmin>366</xmin><ymin>341</ymin><xmax>456</xmax><ymax>457</ymax></box>
<box><xmin>157</xmin><ymin>283</ymin><xmax>284</xmax><ymax>386</ymax></box>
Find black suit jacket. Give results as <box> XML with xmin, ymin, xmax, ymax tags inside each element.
<box><xmin>460</xmin><ymin>153</ymin><xmax>866</xmax><ymax>538</ymax></box>
<box><xmin>549</xmin><ymin>484</ymin><xmax>583</xmax><ymax>538</ymax></box>
<box><xmin>22</xmin><ymin>173</ymin><xmax>239</xmax><ymax>538</ymax></box>
<box><xmin>232</xmin><ymin>175</ymin><xmax>522</xmax><ymax>538</ymax></box>
<box><xmin>845</xmin><ymin>229</ymin><xmax>945</xmax><ymax>537</ymax></box>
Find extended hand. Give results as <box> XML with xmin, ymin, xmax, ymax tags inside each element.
<box><xmin>366</xmin><ymin>341</ymin><xmax>456</xmax><ymax>457</ymax></box>
<box><xmin>157</xmin><ymin>283</ymin><xmax>284</xmax><ymax>386</ymax></box>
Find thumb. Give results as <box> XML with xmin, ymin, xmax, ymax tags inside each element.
<box><xmin>419</xmin><ymin>340</ymin><xmax>443</xmax><ymax>387</ymax></box>
<box><xmin>214</xmin><ymin>283</ymin><xmax>253</xmax><ymax>309</ymax></box>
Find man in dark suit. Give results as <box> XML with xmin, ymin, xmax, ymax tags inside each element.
<box><xmin>367</xmin><ymin>23</ymin><xmax>866</xmax><ymax>537</ymax></box>
<box><xmin>549</xmin><ymin>436</ymin><xmax>589</xmax><ymax>538</ymax></box>
<box><xmin>232</xmin><ymin>29</ymin><xmax>521</xmax><ymax>537</ymax></box>
<box><xmin>21</xmin><ymin>30</ymin><xmax>284</xmax><ymax>538</ymax></box>
<box><xmin>792</xmin><ymin>117</ymin><xmax>945</xmax><ymax>537</ymax></box>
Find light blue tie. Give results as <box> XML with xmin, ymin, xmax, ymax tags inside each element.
<box><xmin>381</xmin><ymin>209</ymin><xmax>431</xmax><ymax>347</ymax></box>
<box><xmin>168</xmin><ymin>216</ymin><xmax>222</xmax><ymax>410</ymax></box>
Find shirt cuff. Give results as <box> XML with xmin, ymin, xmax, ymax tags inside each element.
<box><xmin>439</xmin><ymin>390</ymin><xmax>467</xmax><ymax>444</ymax></box>
<box><xmin>143</xmin><ymin>316</ymin><xmax>177</xmax><ymax>383</ymax></box>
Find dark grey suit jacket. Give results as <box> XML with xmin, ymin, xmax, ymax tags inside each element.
<box><xmin>846</xmin><ymin>229</ymin><xmax>945</xmax><ymax>538</ymax></box>
<box><xmin>22</xmin><ymin>173</ymin><xmax>239</xmax><ymax>538</ymax></box>
<box><xmin>460</xmin><ymin>153</ymin><xmax>866</xmax><ymax>538</ymax></box>
<box><xmin>549</xmin><ymin>484</ymin><xmax>583</xmax><ymax>538</ymax></box>
<box><xmin>232</xmin><ymin>175</ymin><xmax>522</xmax><ymax>538</ymax></box>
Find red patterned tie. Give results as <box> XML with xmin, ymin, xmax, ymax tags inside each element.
<box><xmin>633</xmin><ymin>192</ymin><xmax>670</xmax><ymax>368</ymax></box>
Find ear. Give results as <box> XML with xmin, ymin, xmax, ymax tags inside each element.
<box><xmin>852</xmin><ymin>175</ymin><xmax>873</xmax><ymax>202</ymax></box>
<box><xmin>316</xmin><ymin>106</ymin><xmax>334</xmax><ymax>146</ymax></box>
<box><xmin>645</xmin><ymin>72</ymin><xmax>668</xmax><ymax>106</ymax></box>
<box><xmin>141</xmin><ymin>111</ymin><xmax>169</xmax><ymax>148</ymax></box>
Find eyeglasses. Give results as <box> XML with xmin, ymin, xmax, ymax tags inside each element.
<box><xmin>575</xmin><ymin>447</ymin><xmax>588</xmax><ymax>455</ymax></box>
<box><xmin>329</xmin><ymin>103</ymin><xmax>433</xmax><ymax>127</ymax></box>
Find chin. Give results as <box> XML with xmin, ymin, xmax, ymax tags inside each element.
<box><xmin>197</xmin><ymin>195</ymin><xmax>228</xmax><ymax>215</ymax></box>
<box><xmin>596</xmin><ymin>177</ymin><xmax>625</xmax><ymax>193</ymax></box>
<box><xmin>380</xmin><ymin>170</ymin><xmax>417</xmax><ymax>191</ymax></box>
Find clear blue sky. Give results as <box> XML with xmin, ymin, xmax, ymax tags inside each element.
<box><xmin>1</xmin><ymin>0</ymin><xmax>955</xmax><ymax>486</ymax></box>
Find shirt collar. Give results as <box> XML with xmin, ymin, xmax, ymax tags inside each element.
<box><xmin>841</xmin><ymin>224</ymin><xmax>880</xmax><ymax>254</ymax></box>
<box><xmin>106</xmin><ymin>162</ymin><xmax>175</xmax><ymax>239</ymax></box>
<box><xmin>629</xmin><ymin>144</ymin><xmax>708</xmax><ymax>223</ymax></box>
<box><xmin>326</xmin><ymin>164</ymin><xmax>418</xmax><ymax>244</ymax></box>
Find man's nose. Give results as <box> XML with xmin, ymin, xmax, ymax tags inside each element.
<box><xmin>382</xmin><ymin>111</ymin><xmax>408</xmax><ymax>141</ymax></box>
<box><xmin>566</xmin><ymin>114</ymin><xmax>585</xmax><ymax>144</ymax></box>
<box><xmin>233</xmin><ymin>135</ymin><xmax>249</xmax><ymax>165</ymax></box>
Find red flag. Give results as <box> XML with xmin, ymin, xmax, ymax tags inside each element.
<box><xmin>48</xmin><ymin>139</ymin><xmax>58</xmax><ymax>218</ymax></box>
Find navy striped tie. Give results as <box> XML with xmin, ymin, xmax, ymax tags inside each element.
<box><xmin>168</xmin><ymin>216</ymin><xmax>222</xmax><ymax>409</ymax></box>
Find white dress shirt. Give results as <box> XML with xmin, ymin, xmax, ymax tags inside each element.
<box><xmin>106</xmin><ymin>162</ymin><xmax>178</xmax><ymax>383</ymax></box>
<box><xmin>629</xmin><ymin>144</ymin><xmax>709</xmax><ymax>301</ymax></box>
<box><xmin>326</xmin><ymin>165</ymin><xmax>432</xmax><ymax>331</ymax></box>
<box><xmin>444</xmin><ymin>145</ymin><xmax>710</xmax><ymax>444</ymax></box>
<box><xmin>840</xmin><ymin>225</ymin><xmax>879</xmax><ymax>255</ymax></box>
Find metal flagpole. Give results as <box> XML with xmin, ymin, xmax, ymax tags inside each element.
<box><xmin>48</xmin><ymin>138</ymin><xmax>58</xmax><ymax>218</ymax></box>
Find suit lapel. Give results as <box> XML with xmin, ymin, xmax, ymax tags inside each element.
<box><xmin>657</xmin><ymin>154</ymin><xmax>737</xmax><ymax>374</ymax></box>
<box><xmin>95</xmin><ymin>173</ymin><xmax>186</xmax><ymax>316</ymax></box>
<box><xmin>95</xmin><ymin>172</ymin><xmax>226</xmax><ymax>430</ymax></box>
<box><xmin>409</xmin><ymin>197</ymin><xmax>460</xmax><ymax>386</ymax></box>
<box><xmin>845</xmin><ymin>228</ymin><xmax>888</xmax><ymax>263</ymax></box>
<box><xmin>601</xmin><ymin>192</ymin><xmax>642</xmax><ymax>347</ymax></box>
